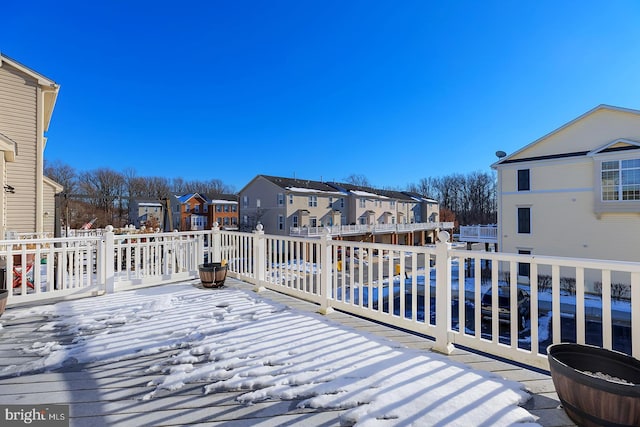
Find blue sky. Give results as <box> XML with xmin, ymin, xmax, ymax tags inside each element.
<box><xmin>4</xmin><ymin>1</ymin><xmax>640</xmax><ymax>192</ymax></box>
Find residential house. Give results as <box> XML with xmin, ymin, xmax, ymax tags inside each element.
<box><xmin>330</xmin><ymin>183</ymin><xmax>441</xmax><ymax>244</ymax></box>
<box><xmin>492</xmin><ymin>104</ymin><xmax>640</xmax><ymax>263</ymax></box>
<box><xmin>239</xmin><ymin>175</ymin><xmax>449</xmax><ymax>244</ymax></box>
<box><xmin>128</xmin><ymin>199</ymin><xmax>164</xmax><ymax>230</ymax></box>
<box><xmin>0</xmin><ymin>54</ymin><xmax>61</xmax><ymax>237</ymax></box>
<box><xmin>239</xmin><ymin>175</ymin><xmax>346</xmax><ymax>234</ymax></box>
<box><xmin>208</xmin><ymin>194</ymin><xmax>239</xmax><ymax>230</ymax></box>
<box><xmin>175</xmin><ymin>193</ymin><xmax>209</xmax><ymax>231</ymax></box>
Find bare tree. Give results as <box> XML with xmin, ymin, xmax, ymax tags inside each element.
<box><xmin>78</xmin><ymin>168</ymin><xmax>126</xmax><ymax>226</ymax></box>
<box><xmin>343</xmin><ymin>174</ymin><xmax>371</xmax><ymax>187</ymax></box>
<box><xmin>44</xmin><ymin>160</ymin><xmax>77</xmax><ymax>194</ymax></box>
<box><xmin>408</xmin><ymin>171</ymin><xmax>496</xmax><ymax>227</ymax></box>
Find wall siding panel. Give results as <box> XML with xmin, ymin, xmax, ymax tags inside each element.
<box><xmin>0</xmin><ymin>63</ymin><xmax>38</xmax><ymax>232</ymax></box>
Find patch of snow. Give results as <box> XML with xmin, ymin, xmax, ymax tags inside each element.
<box><xmin>0</xmin><ymin>283</ymin><xmax>538</xmax><ymax>426</ymax></box>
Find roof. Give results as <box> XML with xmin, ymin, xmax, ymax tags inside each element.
<box><xmin>243</xmin><ymin>174</ymin><xmax>438</xmax><ymax>205</ymax></box>
<box><xmin>177</xmin><ymin>193</ymin><xmax>209</xmax><ymax>204</ymax></box>
<box><xmin>492</xmin><ymin>104</ymin><xmax>640</xmax><ymax>168</ymax></box>
<box><xmin>206</xmin><ymin>193</ymin><xmax>239</xmax><ymax>203</ymax></box>
<box><xmin>1</xmin><ymin>53</ymin><xmax>60</xmax><ymax>132</ymax></box>
<box><xmin>0</xmin><ymin>132</ymin><xmax>16</xmax><ymax>162</ymax></box>
<box><xmin>259</xmin><ymin>175</ymin><xmax>346</xmax><ymax>195</ymax></box>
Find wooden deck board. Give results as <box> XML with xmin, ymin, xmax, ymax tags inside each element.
<box><xmin>0</xmin><ymin>278</ymin><xmax>575</xmax><ymax>426</ymax></box>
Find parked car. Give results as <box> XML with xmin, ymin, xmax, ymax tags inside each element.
<box><xmin>481</xmin><ymin>286</ymin><xmax>530</xmax><ymax>328</ymax></box>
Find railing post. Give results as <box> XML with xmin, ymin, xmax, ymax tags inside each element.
<box><xmin>253</xmin><ymin>224</ymin><xmax>266</xmax><ymax>292</ymax></box>
<box><xmin>211</xmin><ymin>222</ymin><xmax>221</xmax><ymax>263</ymax></box>
<box><xmin>103</xmin><ymin>225</ymin><xmax>115</xmax><ymax>294</ymax></box>
<box><xmin>318</xmin><ymin>228</ymin><xmax>334</xmax><ymax>315</ymax></box>
<box><xmin>433</xmin><ymin>230</ymin><xmax>454</xmax><ymax>354</ymax></box>
<box><xmin>192</xmin><ymin>232</ymin><xmax>203</xmax><ymax>268</ymax></box>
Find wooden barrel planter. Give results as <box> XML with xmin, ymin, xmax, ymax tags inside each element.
<box><xmin>548</xmin><ymin>343</ymin><xmax>640</xmax><ymax>427</ymax></box>
<box><xmin>198</xmin><ymin>263</ymin><xmax>227</xmax><ymax>288</ymax></box>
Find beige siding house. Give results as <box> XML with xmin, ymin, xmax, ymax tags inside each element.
<box><xmin>493</xmin><ymin>104</ymin><xmax>640</xmax><ymax>263</ymax></box>
<box><xmin>0</xmin><ymin>54</ymin><xmax>61</xmax><ymax>237</ymax></box>
<box><xmin>239</xmin><ymin>175</ymin><xmax>345</xmax><ymax>235</ymax></box>
<box><xmin>239</xmin><ymin>175</ymin><xmax>449</xmax><ymax>244</ymax></box>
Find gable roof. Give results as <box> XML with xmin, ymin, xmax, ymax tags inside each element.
<box><xmin>492</xmin><ymin>104</ymin><xmax>640</xmax><ymax>168</ymax></box>
<box><xmin>1</xmin><ymin>53</ymin><xmax>60</xmax><ymax>132</ymax></box>
<box><xmin>587</xmin><ymin>138</ymin><xmax>640</xmax><ymax>157</ymax></box>
<box><xmin>177</xmin><ymin>193</ymin><xmax>208</xmax><ymax>204</ymax></box>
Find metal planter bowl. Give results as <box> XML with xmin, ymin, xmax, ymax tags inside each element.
<box><xmin>548</xmin><ymin>343</ymin><xmax>640</xmax><ymax>427</ymax></box>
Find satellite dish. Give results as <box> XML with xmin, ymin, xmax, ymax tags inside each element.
<box><xmin>495</xmin><ymin>150</ymin><xmax>507</xmax><ymax>158</ymax></box>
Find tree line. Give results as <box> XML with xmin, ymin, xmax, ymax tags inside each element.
<box><xmin>45</xmin><ymin>160</ymin><xmax>496</xmax><ymax>229</ymax></box>
<box><xmin>45</xmin><ymin>160</ymin><xmax>235</xmax><ymax>229</ymax></box>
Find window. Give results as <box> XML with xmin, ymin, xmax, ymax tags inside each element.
<box><xmin>224</xmin><ymin>205</ymin><xmax>230</xmax><ymax>212</ymax></box>
<box><xmin>308</xmin><ymin>196</ymin><xmax>317</xmax><ymax>207</ymax></box>
<box><xmin>194</xmin><ymin>205</ymin><xmax>199</xmax><ymax>213</ymax></box>
<box><xmin>518</xmin><ymin>249</ymin><xmax>531</xmax><ymax>277</ymax></box>
<box><xmin>292</xmin><ymin>215</ymin><xmax>298</xmax><ymax>228</ymax></box>
<box><xmin>242</xmin><ymin>215</ymin><xmax>248</xmax><ymax>224</ymax></box>
<box><xmin>517</xmin><ymin>207</ymin><xmax>531</xmax><ymax>234</ymax></box>
<box><xmin>328</xmin><ymin>197</ymin><xmax>333</xmax><ymax>207</ymax></box>
<box><xmin>256</xmin><ymin>198</ymin><xmax>261</xmax><ymax>208</ymax></box>
<box><xmin>340</xmin><ymin>198</ymin><xmax>344</xmax><ymax>208</ymax></box>
<box><xmin>517</xmin><ymin>169</ymin><xmax>530</xmax><ymax>191</ymax></box>
<box><xmin>242</xmin><ymin>196</ymin><xmax>248</xmax><ymax>208</ymax></box>
<box><xmin>390</xmin><ymin>200</ymin><xmax>396</xmax><ymax>208</ymax></box>
<box><xmin>359</xmin><ymin>198</ymin><xmax>366</xmax><ymax>208</ymax></box>
<box><xmin>602</xmin><ymin>159</ymin><xmax>640</xmax><ymax>201</ymax></box>
<box><xmin>216</xmin><ymin>205</ymin><xmax>222</xmax><ymax>212</ymax></box>
<box><xmin>203</xmin><ymin>205</ymin><xmax>208</xmax><ymax>212</ymax></box>
<box><xmin>278</xmin><ymin>215</ymin><xmax>284</xmax><ymax>230</ymax></box>
<box><xmin>289</xmin><ymin>194</ymin><xmax>294</xmax><ymax>204</ymax></box>
<box><xmin>232</xmin><ymin>205</ymin><xmax>237</xmax><ymax>212</ymax></box>
<box><xmin>277</xmin><ymin>193</ymin><xmax>284</xmax><ymax>206</ymax></box>
<box><xmin>310</xmin><ymin>217</ymin><xmax>317</xmax><ymax>227</ymax></box>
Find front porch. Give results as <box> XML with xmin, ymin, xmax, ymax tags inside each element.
<box><xmin>0</xmin><ymin>277</ymin><xmax>573</xmax><ymax>426</ymax></box>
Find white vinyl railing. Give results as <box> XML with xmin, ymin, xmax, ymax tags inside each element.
<box><xmin>222</xmin><ymin>226</ymin><xmax>640</xmax><ymax>371</ymax></box>
<box><xmin>3</xmin><ymin>227</ymin><xmax>210</xmax><ymax>304</ymax></box>
<box><xmin>290</xmin><ymin>221</ymin><xmax>454</xmax><ymax>237</ymax></box>
<box><xmin>3</xmin><ymin>224</ymin><xmax>639</xmax><ymax>372</ymax></box>
<box><xmin>458</xmin><ymin>225</ymin><xmax>498</xmax><ymax>243</ymax></box>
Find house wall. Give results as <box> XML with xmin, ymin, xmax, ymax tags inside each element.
<box><xmin>0</xmin><ymin>62</ymin><xmax>37</xmax><ymax>233</ymax></box>
<box><xmin>42</xmin><ymin>180</ymin><xmax>59</xmax><ymax>233</ymax></box>
<box><xmin>240</xmin><ymin>177</ymin><xmax>285</xmax><ymax>234</ymax></box>
<box><xmin>180</xmin><ymin>197</ymin><xmax>208</xmax><ymax>230</ymax></box>
<box><xmin>510</xmin><ymin>108</ymin><xmax>640</xmax><ymax>159</ymax></box>
<box><xmin>498</xmin><ymin>108</ymin><xmax>640</xmax><ymax>263</ymax></box>
<box><xmin>211</xmin><ymin>202</ymin><xmax>238</xmax><ymax>228</ymax></box>
<box><xmin>287</xmin><ymin>191</ymin><xmax>340</xmax><ymax>229</ymax></box>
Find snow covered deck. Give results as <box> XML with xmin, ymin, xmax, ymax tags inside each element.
<box><xmin>0</xmin><ymin>277</ymin><xmax>574</xmax><ymax>426</ymax></box>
